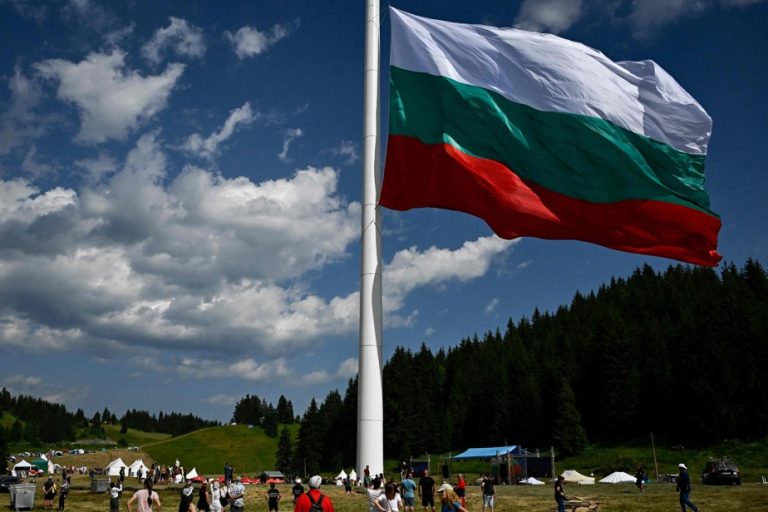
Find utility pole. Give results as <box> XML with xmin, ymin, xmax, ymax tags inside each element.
<box><xmin>650</xmin><ymin>433</ymin><xmax>659</xmax><ymax>481</ymax></box>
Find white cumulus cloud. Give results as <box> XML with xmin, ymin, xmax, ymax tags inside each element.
<box><xmin>224</xmin><ymin>22</ymin><xmax>297</xmax><ymax>59</ymax></box>
<box><xmin>181</xmin><ymin>102</ymin><xmax>256</xmax><ymax>160</ymax></box>
<box><xmin>143</xmin><ymin>17</ymin><xmax>206</xmax><ymax>64</ymax></box>
<box><xmin>515</xmin><ymin>0</ymin><xmax>583</xmax><ymax>33</ymax></box>
<box><xmin>35</xmin><ymin>51</ymin><xmax>184</xmax><ymax>143</ymax></box>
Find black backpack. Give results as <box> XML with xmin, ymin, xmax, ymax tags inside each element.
<box><xmin>307</xmin><ymin>493</ymin><xmax>324</xmax><ymax>512</ymax></box>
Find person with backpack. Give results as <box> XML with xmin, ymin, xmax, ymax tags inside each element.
<box><xmin>293</xmin><ymin>475</ymin><xmax>334</xmax><ymax>512</ymax></box>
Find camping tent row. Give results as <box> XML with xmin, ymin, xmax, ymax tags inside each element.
<box><xmin>560</xmin><ymin>470</ymin><xmax>638</xmax><ymax>485</ymax></box>
<box><xmin>105</xmin><ymin>458</ymin><xmax>150</xmax><ymax>477</ymax></box>
<box><xmin>334</xmin><ymin>469</ymin><xmax>358</xmax><ymax>484</ymax></box>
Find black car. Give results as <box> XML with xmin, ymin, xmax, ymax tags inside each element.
<box><xmin>702</xmin><ymin>458</ymin><xmax>741</xmax><ymax>485</ymax></box>
<box><xmin>0</xmin><ymin>474</ymin><xmax>21</xmax><ymax>493</ymax></box>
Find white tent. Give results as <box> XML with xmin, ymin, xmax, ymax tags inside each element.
<box><xmin>12</xmin><ymin>460</ymin><xmax>34</xmax><ymax>477</ymax></box>
<box><xmin>599</xmin><ymin>471</ymin><xmax>637</xmax><ymax>484</ymax></box>
<box><xmin>186</xmin><ymin>468</ymin><xmax>198</xmax><ymax>480</ymax></box>
<box><xmin>335</xmin><ymin>469</ymin><xmax>348</xmax><ymax>481</ymax></box>
<box><xmin>521</xmin><ymin>477</ymin><xmax>545</xmax><ymax>485</ymax></box>
<box><xmin>561</xmin><ymin>470</ymin><xmax>590</xmax><ymax>483</ymax></box>
<box><xmin>105</xmin><ymin>458</ymin><xmax>128</xmax><ymax>477</ymax></box>
<box><xmin>349</xmin><ymin>470</ymin><xmax>358</xmax><ymax>483</ymax></box>
<box><xmin>129</xmin><ymin>459</ymin><xmax>150</xmax><ymax>477</ymax></box>
<box><xmin>577</xmin><ymin>477</ymin><xmax>596</xmax><ymax>485</ymax></box>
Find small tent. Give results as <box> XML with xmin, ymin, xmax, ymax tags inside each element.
<box><xmin>129</xmin><ymin>459</ymin><xmax>150</xmax><ymax>478</ymax></box>
<box><xmin>32</xmin><ymin>458</ymin><xmax>48</xmax><ymax>471</ymax></box>
<box><xmin>561</xmin><ymin>470</ymin><xmax>590</xmax><ymax>483</ymax></box>
<box><xmin>12</xmin><ymin>460</ymin><xmax>34</xmax><ymax>477</ymax></box>
<box><xmin>105</xmin><ymin>458</ymin><xmax>128</xmax><ymax>477</ymax></box>
<box><xmin>599</xmin><ymin>471</ymin><xmax>636</xmax><ymax>484</ymax></box>
<box><xmin>349</xmin><ymin>470</ymin><xmax>358</xmax><ymax>483</ymax></box>
<box><xmin>577</xmin><ymin>477</ymin><xmax>596</xmax><ymax>485</ymax></box>
<box><xmin>335</xmin><ymin>469</ymin><xmax>348</xmax><ymax>481</ymax></box>
<box><xmin>522</xmin><ymin>477</ymin><xmax>545</xmax><ymax>485</ymax></box>
<box><xmin>186</xmin><ymin>468</ymin><xmax>199</xmax><ymax>480</ymax></box>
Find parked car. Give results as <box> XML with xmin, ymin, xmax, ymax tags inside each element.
<box><xmin>0</xmin><ymin>475</ymin><xmax>21</xmax><ymax>493</ymax></box>
<box><xmin>702</xmin><ymin>458</ymin><xmax>741</xmax><ymax>485</ymax></box>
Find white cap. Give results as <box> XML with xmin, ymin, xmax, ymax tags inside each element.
<box><xmin>679</xmin><ymin>463</ymin><xmax>687</xmax><ymax>470</ymax></box>
<box><xmin>309</xmin><ymin>475</ymin><xmax>322</xmax><ymax>489</ymax></box>
<box><xmin>295</xmin><ymin>478</ymin><xmax>301</xmax><ymax>484</ymax></box>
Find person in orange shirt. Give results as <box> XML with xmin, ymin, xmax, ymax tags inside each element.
<box><xmin>455</xmin><ymin>475</ymin><xmax>466</xmax><ymax>507</ymax></box>
<box><xmin>293</xmin><ymin>476</ymin><xmax>334</xmax><ymax>512</ymax></box>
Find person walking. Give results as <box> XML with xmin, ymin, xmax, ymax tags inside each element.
<box><xmin>554</xmin><ymin>475</ymin><xmax>567</xmax><ymax>512</ymax></box>
<box><xmin>293</xmin><ymin>475</ymin><xmax>334</xmax><ymax>512</ymax></box>
<box><xmin>676</xmin><ymin>463</ymin><xmax>700</xmax><ymax>512</ymax></box>
<box><xmin>127</xmin><ymin>478</ymin><xmax>162</xmax><ymax>512</ymax></box>
<box><xmin>436</xmin><ymin>483</ymin><xmax>467</xmax><ymax>512</ymax></box>
<box><xmin>417</xmin><ymin>470</ymin><xmax>435</xmax><ymax>512</ymax></box>
<box><xmin>635</xmin><ymin>466</ymin><xmax>646</xmax><ymax>493</ymax></box>
<box><xmin>481</xmin><ymin>475</ymin><xmax>495</xmax><ymax>512</ymax></box>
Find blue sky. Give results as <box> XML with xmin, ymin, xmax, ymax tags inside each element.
<box><xmin>1</xmin><ymin>0</ymin><xmax>766</xmax><ymax>423</ymax></box>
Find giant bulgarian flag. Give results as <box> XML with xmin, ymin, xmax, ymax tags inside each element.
<box><xmin>380</xmin><ymin>8</ymin><xmax>721</xmax><ymax>266</ymax></box>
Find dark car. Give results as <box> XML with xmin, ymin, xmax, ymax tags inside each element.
<box><xmin>702</xmin><ymin>458</ymin><xmax>741</xmax><ymax>485</ymax></box>
<box><xmin>0</xmin><ymin>474</ymin><xmax>21</xmax><ymax>493</ymax></box>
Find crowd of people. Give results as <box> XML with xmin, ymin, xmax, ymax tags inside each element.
<box><xmin>29</xmin><ymin>459</ymin><xmax>703</xmax><ymax>512</ymax></box>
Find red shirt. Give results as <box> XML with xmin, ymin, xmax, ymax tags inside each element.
<box><xmin>294</xmin><ymin>490</ymin><xmax>334</xmax><ymax>512</ymax></box>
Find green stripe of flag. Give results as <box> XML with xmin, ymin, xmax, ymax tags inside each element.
<box><xmin>389</xmin><ymin>66</ymin><xmax>715</xmax><ymax>216</ymax></box>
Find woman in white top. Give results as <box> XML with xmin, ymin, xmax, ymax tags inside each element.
<box><xmin>375</xmin><ymin>482</ymin><xmax>403</xmax><ymax>512</ymax></box>
<box><xmin>109</xmin><ymin>481</ymin><xmax>123</xmax><ymax>512</ymax></box>
<box><xmin>209</xmin><ymin>481</ymin><xmax>222</xmax><ymax>512</ymax></box>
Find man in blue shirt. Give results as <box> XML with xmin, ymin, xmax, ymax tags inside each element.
<box><xmin>401</xmin><ymin>472</ymin><xmax>416</xmax><ymax>512</ymax></box>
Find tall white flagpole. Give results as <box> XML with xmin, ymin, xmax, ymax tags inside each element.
<box><xmin>357</xmin><ymin>0</ymin><xmax>384</xmax><ymax>476</ymax></box>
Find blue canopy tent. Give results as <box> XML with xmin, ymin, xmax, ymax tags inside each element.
<box><xmin>452</xmin><ymin>446</ymin><xmax>524</xmax><ymax>459</ymax></box>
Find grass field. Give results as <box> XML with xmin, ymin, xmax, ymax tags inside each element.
<box><xmin>7</xmin><ymin>473</ymin><xmax>768</xmax><ymax>512</ymax></box>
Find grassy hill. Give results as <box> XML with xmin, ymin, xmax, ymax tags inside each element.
<box><xmin>138</xmin><ymin>423</ymin><xmax>298</xmax><ymax>476</ymax></box>
<box><xmin>0</xmin><ymin>411</ymin><xmax>19</xmax><ymax>430</ymax></box>
<box><xmin>103</xmin><ymin>424</ymin><xmax>172</xmax><ymax>447</ymax></box>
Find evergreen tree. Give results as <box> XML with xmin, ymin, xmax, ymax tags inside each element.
<box><xmin>552</xmin><ymin>377</ymin><xmax>587</xmax><ymax>457</ymax></box>
<box><xmin>276</xmin><ymin>395</ymin><xmax>294</xmax><ymax>424</ymax></box>
<box><xmin>263</xmin><ymin>404</ymin><xmax>279</xmax><ymax>437</ymax></box>
<box><xmin>10</xmin><ymin>419</ymin><xmax>22</xmax><ymax>442</ymax></box>
<box><xmin>276</xmin><ymin>427</ymin><xmax>293</xmax><ymax>475</ymax></box>
<box><xmin>0</xmin><ymin>427</ymin><xmax>8</xmax><ymax>474</ymax></box>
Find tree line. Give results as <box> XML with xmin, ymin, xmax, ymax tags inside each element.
<box><xmin>278</xmin><ymin>259</ymin><xmax>767</xmax><ymax>472</ymax></box>
<box><xmin>0</xmin><ymin>389</ymin><xmax>219</xmax><ymax>449</ymax></box>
